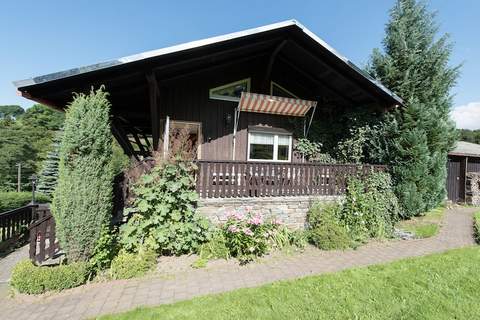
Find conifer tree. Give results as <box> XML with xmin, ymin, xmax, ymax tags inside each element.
<box><xmin>368</xmin><ymin>0</ymin><xmax>459</xmax><ymax>217</ymax></box>
<box><xmin>52</xmin><ymin>88</ymin><xmax>113</xmax><ymax>262</ymax></box>
<box><xmin>37</xmin><ymin>130</ymin><xmax>62</xmax><ymax>196</ymax></box>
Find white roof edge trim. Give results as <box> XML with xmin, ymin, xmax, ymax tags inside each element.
<box><xmin>13</xmin><ymin>19</ymin><xmax>403</xmax><ymax>104</ymax></box>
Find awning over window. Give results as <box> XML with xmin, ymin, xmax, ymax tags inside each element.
<box><xmin>238</xmin><ymin>92</ymin><xmax>317</xmax><ymax>117</ymax></box>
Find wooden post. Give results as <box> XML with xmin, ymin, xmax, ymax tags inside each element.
<box><xmin>17</xmin><ymin>163</ymin><xmax>21</xmax><ymax>192</ymax></box>
<box><xmin>146</xmin><ymin>72</ymin><xmax>161</xmax><ymax>151</ymax></box>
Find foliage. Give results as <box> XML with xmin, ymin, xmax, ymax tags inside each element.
<box><xmin>99</xmin><ymin>247</ymin><xmax>480</xmax><ymax>320</ymax></box>
<box><xmin>0</xmin><ymin>192</ymin><xmax>49</xmax><ymax>212</ymax></box>
<box><xmin>458</xmin><ymin>129</ymin><xmax>480</xmax><ymax>145</ymax></box>
<box><xmin>367</xmin><ymin>0</ymin><xmax>460</xmax><ymax>217</ymax></box>
<box><xmin>339</xmin><ymin>172</ymin><xmax>400</xmax><ymax>242</ymax></box>
<box><xmin>111</xmin><ymin>141</ymin><xmax>130</xmax><ymax>175</ymax></box>
<box><xmin>37</xmin><ymin>130</ymin><xmax>62</xmax><ymax>196</ymax></box>
<box><xmin>222</xmin><ymin>211</ymin><xmax>281</xmax><ymax>263</ymax></box>
<box><xmin>52</xmin><ymin>88</ymin><xmax>114</xmax><ymax>262</ymax></box>
<box><xmin>11</xmin><ymin>260</ymin><xmax>87</xmax><ymax>294</ymax></box>
<box><xmin>306</xmin><ymin>202</ymin><xmax>351</xmax><ymax>250</ymax></box>
<box><xmin>109</xmin><ymin>249</ymin><xmax>156</xmax><ymax>280</ymax></box>
<box><xmin>88</xmin><ymin>225</ymin><xmax>119</xmax><ymax>274</ymax></box>
<box><xmin>336</xmin><ymin>126</ymin><xmax>371</xmax><ymax>164</ymax></box>
<box><xmin>120</xmin><ymin>142</ymin><xmax>210</xmax><ymax>256</ymax></box>
<box><xmin>198</xmin><ymin>230</ymin><xmax>230</xmax><ymax>260</ymax></box>
<box><xmin>474</xmin><ymin>211</ymin><xmax>480</xmax><ymax>244</ymax></box>
<box><xmin>0</xmin><ymin>105</ymin><xmax>24</xmax><ymax>119</ymax></box>
<box><xmin>294</xmin><ymin>138</ymin><xmax>322</xmax><ymax>160</ymax></box>
<box><xmin>0</xmin><ymin>120</ymin><xmax>38</xmax><ymax>190</ymax></box>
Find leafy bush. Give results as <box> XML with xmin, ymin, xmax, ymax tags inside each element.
<box><xmin>295</xmin><ymin>138</ymin><xmax>322</xmax><ymax>160</ymax></box>
<box><xmin>198</xmin><ymin>230</ymin><xmax>230</xmax><ymax>260</ymax></box>
<box><xmin>120</xmin><ymin>148</ymin><xmax>210</xmax><ymax>256</ymax></box>
<box><xmin>11</xmin><ymin>260</ymin><xmax>87</xmax><ymax>294</ymax></box>
<box><xmin>110</xmin><ymin>249</ymin><xmax>156</xmax><ymax>280</ymax></box>
<box><xmin>51</xmin><ymin>88</ymin><xmax>114</xmax><ymax>262</ymax></box>
<box><xmin>307</xmin><ymin>202</ymin><xmax>351</xmax><ymax>250</ymax></box>
<box><xmin>0</xmin><ymin>192</ymin><xmax>50</xmax><ymax>212</ymax></box>
<box><xmin>88</xmin><ymin>225</ymin><xmax>119</xmax><ymax>274</ymax></box>
<box><xmin>474</xmin><ymin>211</ymin><xmax>480</xmax><ymax>244</ymax></box>
<box><xmin>339</xmin><ymin>172</ymin><xmax>399</xmax><ymax>243</ymax></box>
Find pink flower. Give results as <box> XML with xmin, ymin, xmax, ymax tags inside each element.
<box><xmin>248</xmin><ymin>214</ymin><xmax>263</xmax><ymax>225</ymax></box>
<box><xmin>228</xmin><ymin>225</ymin><xmax>239</xmax><ymax>233</ymax></box>
<box><xmin>243</xmin><ymin>227</ymin><xmax>254</xmax><ymax>236</ymax></box>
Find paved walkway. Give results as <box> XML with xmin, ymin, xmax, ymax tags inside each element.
<box><xmin>0</xmin><ymin>207</ymin><xmax>476</xmax><ymax>320</ymax></box>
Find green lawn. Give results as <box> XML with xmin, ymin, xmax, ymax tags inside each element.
<box><xmin>99</xmin><ymin>246</ymin><xmax>480</xmax><ymax>320</ymax></box>
<box><xmin>396</xmin><ymin>206</ymin><xmax>445</xmax><ymax>238</ymax></box>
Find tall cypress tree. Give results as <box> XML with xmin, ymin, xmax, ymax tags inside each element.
<box><xmin>37</xmin><ymin>130</ymin><xmax>62</xmax><ymax>196</ymax></box>
<box><xmin>52</xmin><ymin>88</ymin><xmax>113</xmax><ymax>262</ymax></box>
<box><xmin>368</xmin><ymin>0</ymin><xmax>459</xmax><ymax>217</ymax></box>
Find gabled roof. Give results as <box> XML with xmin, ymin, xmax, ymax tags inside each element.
<box><xmin>14</xmin><ymin>20</ymin><xmax>403</xmax><ymax>107</ymax></box>
<box><xmin>449</xmin><ymin>141</ymin><xmax>480</xmax><ymax>158</ymax></box>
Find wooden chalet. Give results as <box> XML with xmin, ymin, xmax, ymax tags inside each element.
<box><xmin>14</xmin><ymin>20</ymin><xmax>403</xmax><ymax>199</ymax></box>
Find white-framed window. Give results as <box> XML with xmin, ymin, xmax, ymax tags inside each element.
<box><xmin>247</xmin><ymin>132</ymin><xmax>292</xmax><ymax>162</ymax></box>
<box><xmin>270</xmin><ymin>81</ymin><xmax>299</xmax><ymax>99</ymax></box>
<box><xmin>209</xmin><ymin>78</ymin><xmax>251</xmax><ymax>102</ymax></box>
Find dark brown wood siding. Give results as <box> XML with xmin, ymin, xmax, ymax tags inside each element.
<box><xmin>158</xmin><ymin>57</ymin><xmax>302</xmax><ymax>161</ymax></box>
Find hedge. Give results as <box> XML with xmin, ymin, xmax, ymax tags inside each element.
<box><xmin>0</xmin><ymin>192</ymin><xmax>50</xmax><ymax>212</ymax></box>
<box><xmin>10</xmin><ymin>260</ymin><xmax>88</xmax><ymax>294</ymax></box>
<box><xmin>474</xmin><ymin>211</ymin><xmax>480</xmax><ymax>244</ymax></box>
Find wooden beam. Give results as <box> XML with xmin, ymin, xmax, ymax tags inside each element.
<box><xmin>146</xmin><ymin>72</ymin><xmax>161</xmax><ymax>151</ymax></box>
<box><xmin>278</xmin><ymin>56</ymin><xmax>356</xmax><ymax>105</ymax></box>
<box><xmin>111</xmin><ymin>120</ymin><xmax>139</xmax><ymax>160</ymax></box>
<box><xmin>262</xmin><ymin>40</ymin><xmax>288</xmax><ymax>93</ymax></box>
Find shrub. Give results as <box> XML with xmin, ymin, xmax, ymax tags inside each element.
<box><xmin>120</xmin><ymin>131</ymin><xmax>210</xmax><ymax>256</ymax></box>
<box><xmin>51</xmin><ymin>88</ymin><xmax>114</xmax><ymax>262</ymax></box>
<box><xmin>88</xmin><ymin>225</ymin><xmax>119</xmax><ymax>274</ymax></box>
<box><xmin>474</xmin><ymin>211</ymin><xmax>480</xmax><ymax>244</ymax></box>
<box><xmin>307</xmin><ymin>203</ymin><xmax>351</xmax><ymax>250</ymax></box>
<box><xmin>222</xmin><ymin>211</ymin><xmax>281</xmax><ymax>263</ymax></box>
<box><xmin>11</xmin><ymin>260</ymin><xmax>87</xmax><ymax>294</ymax></box>
<box><xmin>110</xmin><ymin>250</ymin><xmax>156</xmax><ymax>280</ymax></box>
<box><xmin>338</xmin><ymin>172</ymin><xmax>399</xmax><ymax>243</ymax></box>
<box><xmin>198</xmin><ymin>230</ymin><xmax>230</xmax><ymax>260</ymax></box>
<box><xmin>0</xmin><ymin>192</ymin><xmax>50</xmax><ymax>212</ymax></box>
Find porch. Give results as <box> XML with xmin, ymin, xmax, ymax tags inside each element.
<box><xmin>195</xmin><ymin>160</ymin><xmax>386</xmax><ymax>198</ymax></box>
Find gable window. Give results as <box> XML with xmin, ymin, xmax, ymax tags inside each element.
<box><xmin>248</xmin><ymin>131</ymin><xmax>292</xmax><ymax>162</ymax></box>
<box><xmin>209</xmin><ymin>78</ymin><xmax>250</xmax><ymax>102</ymax></box>
<box><xmin>270</xmin><ymin>81</ymin><xmax>299</xmax><ymax>99</ymax></box>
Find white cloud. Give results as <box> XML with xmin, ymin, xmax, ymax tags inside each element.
<box><xmin>451</xmin><ymin>102</ymin><xmax>480</xmax><ymax>130</ymax></box>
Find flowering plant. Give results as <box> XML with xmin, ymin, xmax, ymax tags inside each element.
<box><xmin>222</xmin><ymin>208</ymin><xmax>282</xmax><ymax>263</ymax></box>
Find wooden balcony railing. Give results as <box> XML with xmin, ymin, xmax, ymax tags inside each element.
<box><xmin>195</xmin><ymin>160</ymin><xmax>386</xmax><ymax>199</ymax></box>
<box><xmin>0</xmin><ymin>205</ymin><xmax>37</xmax><ymax>252</ymax></box>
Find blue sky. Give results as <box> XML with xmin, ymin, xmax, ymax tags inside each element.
<box><xmin>1</xmin><ymin>1</ymin><xmax>478</xmax><ymax>128</ymax></box>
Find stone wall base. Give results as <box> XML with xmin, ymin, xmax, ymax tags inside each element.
<box><xmin>196</xmin><ymin>195</ymin><xmax>343</xmax><ymax>229</ymax></box>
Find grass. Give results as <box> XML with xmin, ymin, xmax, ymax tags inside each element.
<box><xmin>396</xmin><ymin>206</ymin><xmax>446</xmax><ymax>238</ymax></box>
<box><xmin>99</xmin><ymin>246</ymin><xmax>480</xmax><ymax>320</ymax></box>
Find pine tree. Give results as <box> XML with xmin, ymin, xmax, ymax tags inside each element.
<box><xmin>368</xmin><ymin>0</ymin><xmax>459</xmax><ymax>217</ymax></box>
<box><xmin>37</xmin><ymin>130</ymin><xmax>62</xmax><ymax>196</ymax></box>
<box><xmin>52</xmin><ymin>88</ymin><xmax>113</xmax><ymax>262</ymax></box>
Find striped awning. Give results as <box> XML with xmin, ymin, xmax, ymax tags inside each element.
<box><xmin>238</xmin><ymin>92</ymin><xmax>316</xmax><ymax>117</ymax></box>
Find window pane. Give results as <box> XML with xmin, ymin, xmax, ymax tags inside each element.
<box><xmin>210</xmin><ymin>79</ymin><xmax>249</xmax><ymax>100</ymax></box>
<box><xmin>277</xmin><ymin>145</ymin><xmax>289</xmax><ymax>161</ymax></box>
<box><xmin>277</xmin><ymin>135</ymin><xmax>290</xmax><ymax>145</ymax></box>
<box><xmin>250</xmin><ymin>133</ymin><xmax>274</xmax><ymax>144</ymax></box>
<box><xmin>250</xmin><ymin>144</ymin><xmax>274</xmax><ymax>160</ymax></box>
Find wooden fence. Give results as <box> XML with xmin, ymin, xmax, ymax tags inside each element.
<box><xmin>0</xmin><ymin>205</ymin><xmax>37</xmax><ymax>252</ymax></box>
<box><xmin>195</xmin><ymin>160</ymin><xmax>386</xmax><ymax>198</ymax></box>
<box><xmin>28</xmin><ymin>207</ymin><xmax>59</xmax><ymax>264</ymax></box>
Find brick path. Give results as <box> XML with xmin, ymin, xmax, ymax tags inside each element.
<box><xmin>0</xmin><ymin>207</ymin><xmax>475</xmax><ymax>320</ymax></box>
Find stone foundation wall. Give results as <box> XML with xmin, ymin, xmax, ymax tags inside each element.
<box><xmin>196</xmin><ymin>195</ymin><xmax>344</xmax><ymax>229</ymax></box>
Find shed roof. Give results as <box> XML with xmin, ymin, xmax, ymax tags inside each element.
<box><xmin>14</xmin><ymin>20</ymin><xmax>403</xmax><ymax>108</ymax></box>
<box><xmin>449</xmin><ymin>141</ymin><xmax>480</xmax><ymax>158</ymax></box>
